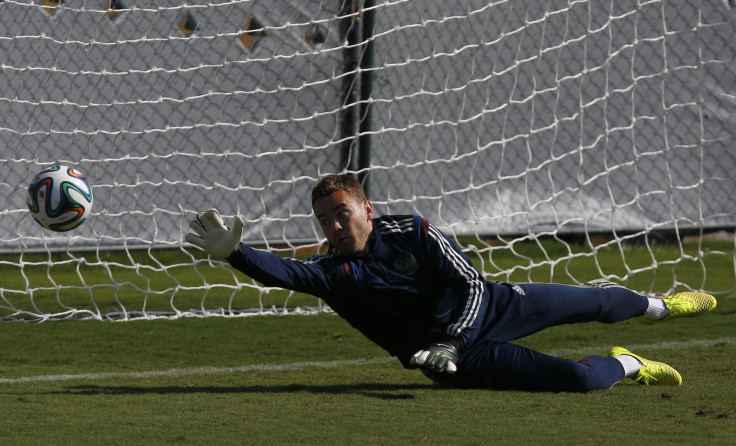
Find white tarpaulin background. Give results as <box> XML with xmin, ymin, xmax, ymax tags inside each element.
<box><xmin>1</xmin><ymin>0</ymin><xmax>734</xmax><ymax>250</ymax></box>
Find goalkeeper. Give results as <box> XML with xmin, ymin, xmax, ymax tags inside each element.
<box><xmin>186</xmin><ymin>174</ymin><xmax>717</xmax><ymax>392</ymax></box>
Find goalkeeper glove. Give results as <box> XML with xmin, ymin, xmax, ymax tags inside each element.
<box><xmin>410</xmin><ymin>341</ymin><xmax>459</xmax><ymax>373</ymax></box>
<box><xmin>185</xmin><ymin>209</ymin><xmax>243</xmax><ymax>259</ymax></box>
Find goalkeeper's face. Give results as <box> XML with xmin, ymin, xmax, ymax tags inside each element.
<box><xmin>313</xmin><ymin>190</ymin><xmax>375</xmax><ymax>255</ymax></box>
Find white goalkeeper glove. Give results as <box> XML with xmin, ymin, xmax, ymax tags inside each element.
<box><xmin>410</xmin><ymin>341</ymin><xmax>459</xmax><ymax>374</ymax></box>
<box><xmin>185</xmin><ymin>209</ymin><xmax>243</xmax><ymax>260</ymax></box>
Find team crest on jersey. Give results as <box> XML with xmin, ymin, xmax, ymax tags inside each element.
<box><xmin>393</xmin><ymin>252</ymin><xmax>418</xmax><ymax>276</ymax></box>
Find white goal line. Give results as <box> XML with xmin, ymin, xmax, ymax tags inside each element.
<box><xmin>2</xmin><ymin>337</ymin><xmax>734</xmax><ymax>385</ymax></box>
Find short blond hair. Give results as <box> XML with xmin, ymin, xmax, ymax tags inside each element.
<box><xmin>311</xmin><ymin>174</ymin><xmax>367</xmax><ymax>207</ymax></box>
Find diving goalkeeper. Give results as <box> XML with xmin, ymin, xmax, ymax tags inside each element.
<box><xmin>185</xmin><ymin>174</ymin><xmax>717</xmax><ymax>392</ymax></box>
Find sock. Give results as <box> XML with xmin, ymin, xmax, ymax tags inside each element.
<box><xmin>614</xmin><ymin>354</ymin><xmax>642</xmax><ymax>378</ymax></box>
<box><xmin>642</xmin><ymin>297</ymin><xmax>670</xmax><ymax>321</ymax></box>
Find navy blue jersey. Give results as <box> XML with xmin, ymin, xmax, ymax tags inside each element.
<box><xmin>227</xmin><ymin>215</ymin><xmax>489</xmax><ymax>367</ymax></box>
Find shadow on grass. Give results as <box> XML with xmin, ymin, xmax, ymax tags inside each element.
<box><xmin>46</xmin><ymin>382</ymin><xmax>437</xmax><ymax>400</ymax></box>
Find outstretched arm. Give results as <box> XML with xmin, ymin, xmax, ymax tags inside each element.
<box><xmin>226</xmin><ymin>243</ymin><xmax>339</xmax><ymax>295</ymax></box>
<box><xmin>186</xmin><ymin>209</ymin><xmax>340</xmax><ymax>296</ymax></box>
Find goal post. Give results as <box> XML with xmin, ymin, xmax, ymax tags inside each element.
<box><xmin>1</xmin><ymin>0</ymin><xmax>734</xmax><ymax>321</ymax></box>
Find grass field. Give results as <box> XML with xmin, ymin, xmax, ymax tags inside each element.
<box><xmin>1</xmin><ymin>241</ymin><xmax>734</xmax><ymax>444</ymax></box>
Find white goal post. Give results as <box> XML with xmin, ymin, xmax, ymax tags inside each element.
<box><xmin>1</xmin><ymin>0</ymin><xmax>734</xmax><ymax>321</ymax></box>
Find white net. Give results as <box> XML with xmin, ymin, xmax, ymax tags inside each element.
<box><xmin>1</xmin><ymin>0</ymin><xmax>734</xmax><ymax>321</ymax></box>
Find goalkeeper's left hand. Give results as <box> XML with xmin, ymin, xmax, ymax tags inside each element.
<box><xmin>185</xmin><ymin>209</ymin><xmax>243</xmax><ymax>259</ymax></box>
<box><xmin>410</xmin><ymin>341</ymin><xmax>459</xmax><ymax>373</ymax></box>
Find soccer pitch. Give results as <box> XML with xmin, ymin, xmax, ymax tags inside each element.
<box><xmin>2</xmin><ymin>2</ymin><xmax>734</xmax><ymax>442</ymax></box>
<box><xmin>0</xmin><ymin>243</ymin><xmax>734</xmax><ymax>445</ymax></box>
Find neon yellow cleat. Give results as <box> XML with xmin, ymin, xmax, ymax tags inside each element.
<box><xmin>640</xmin><ymin>292</ymin><xmax>717</xmax><ymax>324</ymax></box>
<box><xmin>610</xmin><ymin>346</ymin><xmax>682</xmax><ymax>386</ymax></box>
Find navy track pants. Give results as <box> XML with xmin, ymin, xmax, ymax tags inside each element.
<box><xmin>431</xmin><ymin>282</ymin><xmax>649</xmax><ymax>392</ymax></box>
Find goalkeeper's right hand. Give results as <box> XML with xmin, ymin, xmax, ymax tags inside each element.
<box><xmin>185</xmin><ymin>209</ymin><xmax>243</xmax><ymax>259</ymax></box>
<box><xmin>410</xmin><ymin>341</ymin><xmax>459</xmax><ymax>373</ymax></box>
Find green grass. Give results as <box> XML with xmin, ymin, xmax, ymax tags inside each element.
<box><xmin>1</xmin><ymin>311</ymin><xmax>734</xmax><ymax>445</ymax></box>
<box><xmin>0</xmin><ymin>241</ymin><xmax>735</xmax><ymax>444</ymax></box>
<box><xmin>0</xmin><ymin>248</ymin><xmax>319</xmax><ymax>319</ymax></box>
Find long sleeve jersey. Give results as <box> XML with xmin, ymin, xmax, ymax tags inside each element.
<box><xmin>227</xmin><ymin>214</ymin><xmax>489</xmax><ymax>367</ymax></box>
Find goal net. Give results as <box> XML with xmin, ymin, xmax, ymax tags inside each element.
<box><xmin>1</xmin><ymin>0</ymin><xmax>734</xmax><ymax>321</ymax></box>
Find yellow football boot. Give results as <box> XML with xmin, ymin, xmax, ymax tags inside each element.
<box><xmin>640</xmin><ymin>292</ymin><xmax>716</xmax><ymax>324</ymax></box>
<box><xmin>610</xmin><ymin>346</ymin><xmax>682</xmax><ymax>386</ymax></box>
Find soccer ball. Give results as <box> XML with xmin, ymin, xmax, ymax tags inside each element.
<box><xmin>27</xmin><ymin>165</ymin><xmax>94</xmax><ymax>232</ymax></box>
